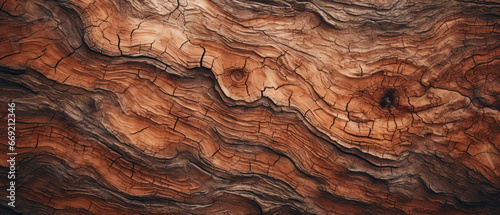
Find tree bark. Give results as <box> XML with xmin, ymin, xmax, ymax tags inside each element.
<box><xmin>0</xmin><ymin>0</ymin><xmax>499</xmax><ymax>214</ymax></box>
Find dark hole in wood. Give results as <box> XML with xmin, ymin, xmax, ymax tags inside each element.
<box><xmin>380</xmin><ymin>90</ymin><xmax>395</xmax><ymax>109</ymax></box>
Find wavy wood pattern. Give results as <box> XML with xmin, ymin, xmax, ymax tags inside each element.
<box><xmin>1</xmin><ymin>0</ymin><xmax>499</xmax><ymax>214</ymax></box>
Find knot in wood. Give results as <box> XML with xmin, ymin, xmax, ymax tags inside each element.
<box><xmin>230</xmin><ymin>69</ymin><xmax>247</xmax><ymax>83</ymax></box>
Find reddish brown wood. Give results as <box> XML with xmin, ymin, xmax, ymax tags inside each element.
<box><xmin>0</xmin><ymin>0</ymin><xmax>499</xmax><ymax>214</ymax></box>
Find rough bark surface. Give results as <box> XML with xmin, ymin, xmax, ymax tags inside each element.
<box><xmin>0</xmin><ymin>0</ymin><xmax>499</xmax><ymax>214</ymax></box>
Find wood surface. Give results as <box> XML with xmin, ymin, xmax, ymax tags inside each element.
<box><xmin>0</xmin><ymin>0</ymin><xmax>499</xmax><ymax>214</ymax></box>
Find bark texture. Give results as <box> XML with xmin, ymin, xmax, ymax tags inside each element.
<box><xmin>1</xmin><ymin>0</ymin><xmax>499</xmax><ymax>214</ymax></box>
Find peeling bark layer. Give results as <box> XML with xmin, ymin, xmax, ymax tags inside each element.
<box><xmin>0</xmin><ymin>0</ymin><xmax>499</xmax><ymax>214</ymax></box>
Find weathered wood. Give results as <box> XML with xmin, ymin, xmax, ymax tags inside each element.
<box><xmin>0</xmin><ymin>0</ymin><xmax>499</xmax><ymax>214</ymax></box>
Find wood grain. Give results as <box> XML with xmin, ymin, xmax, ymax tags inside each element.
<box><xmin>0</xmin><ymin>0</ymin><xmax>499</xmax><ymax>214</ymax></box>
